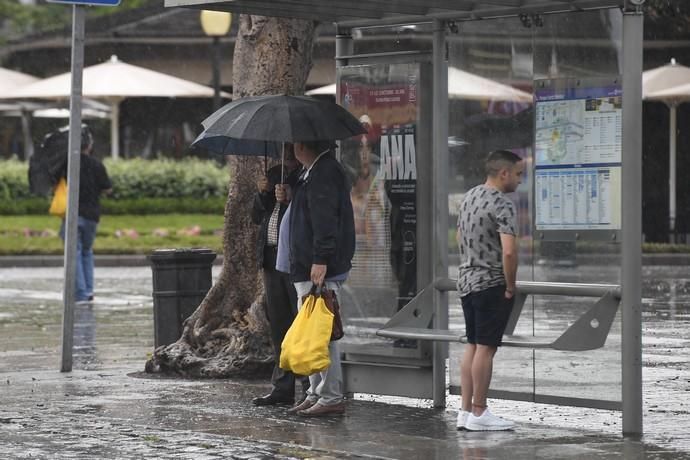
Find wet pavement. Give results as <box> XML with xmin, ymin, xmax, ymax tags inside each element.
<box><xmin>1</xmin><ymin>265</ymin><xmax>689</xmax><ymax>459</ymax></box>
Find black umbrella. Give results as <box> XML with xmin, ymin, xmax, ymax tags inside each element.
<box><xmin>28</xmin><ymin>124</ymin><xmax>91</xmax><ymax>196</ymax></box>
<box><xmin>194</xmin><ymin>94</ymin><xmax>365</xmax><ymax>144</ymax></box>
<box><xmin>192</xmin><ymin>94</ymin><xmax>366</xmax><ymax>179</ymax></box>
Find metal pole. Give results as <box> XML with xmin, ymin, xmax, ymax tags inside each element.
<box><xmin>432</xmin><ymin>19</ymin><xmax>449</xmax><ymax>408</ymax></box>
<box><xmin>335</xmin><ymin>26</ymin><xmax>353</xmax><ymax>162</ymax></box>
<box><xmin>212</xmin><ymin>36</ymin><xmax>222</xmax><ymax>111</ymax></box>
<box><xmin>20</xmin><ymin>110</ymin><xmax>34</xmax><ymax>160</ymax></box>
<box><xmin>621</xmin><ymin>7</ymin><xmax>643</xmax><ymax>437</ymax></box>
<box><xmin>110</xmin><ymin>100</ymin><xmax>120</xmax><ymax>159</ymax></box>
<box><xmin>669</xmin><ymin>103</ymin><xmax>677</xmax><ymax>238</ymax></box>
<box><xmin>335</xmin><ymin>25</ymin><xmax>353</xmax><ymax>68</ymax></box>
<box><xmin>61</xmin><ymin>4</ymin><xmax>85</xmax><ymax>373</ymax></box>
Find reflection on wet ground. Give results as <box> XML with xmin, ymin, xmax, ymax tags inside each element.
<box><xmin>0</xmin><ymin>265</ymin><xmax>689</xmax><ymax>458</ymax></box>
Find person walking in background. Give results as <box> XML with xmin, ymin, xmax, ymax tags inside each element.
<box><xmin>58</xmin><ymin>125</ymin><xmax>112</xmax><ymax>305</ymax></box>
<box><xmin>275</xmin><ymin>140</ymin><xmax>355</xmax><ymax>417</ymax></box>
<box><xmin>456</xmin><ymin>149</ymin><xmax>524</xmax><ymax>431</ymax></box>
<box><xmin>250</xmin><ymin>145</ymin><xmax>310</xmax><ymax>407</ymax></box>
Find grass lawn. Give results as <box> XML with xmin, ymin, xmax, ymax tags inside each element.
<box><xmin>0</xmin><ymin>214</ymin><xmax>225</xmax><ymax>255</ymax></box>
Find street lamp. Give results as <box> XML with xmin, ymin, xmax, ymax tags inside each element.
<box><xmin>200</xmin><ymin>10</ymin><xmax>232</xmax><ymax>111</ymax></box>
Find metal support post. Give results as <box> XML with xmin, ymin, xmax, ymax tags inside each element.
<box><xmin>621</xmin><ymin>8</ymin><xmax>643</xmax><ymax>437</ymax></box>
<box><xmin>212</xmin><ymin>36</ymin><xmax>222</xmax><ymax>111</ymax></box>
<box><xmin>335</xmin><ymin>26</ymin><xmax>353</xmax><ymax>68</ymax></box>
<box><xmin>431</xmin><ymin>19</ymin><xmax>449</xmax><ymax>408</ymax></box>
<box><xmin>61</xmin><ymin>4</ymin><xmax>86</xmax><ymax>373</ymax></box>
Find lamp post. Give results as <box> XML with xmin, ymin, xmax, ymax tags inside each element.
<box><xmin>200</xmin><ymin>10</ymin><xmax>232</xmax><ymax>111</ymax></box>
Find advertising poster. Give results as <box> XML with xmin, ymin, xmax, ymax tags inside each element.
<box><xmin>534</xmin><ymin>80</ymin><xmax>622</xmax><ymax>231</ymax></box>
<box><xmin>338</xmin><ymin>63</ymin><xmax>420</xmax><ymax>310</ymax></box>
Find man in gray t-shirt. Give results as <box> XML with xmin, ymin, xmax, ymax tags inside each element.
<box><xmin>455</xmin><ymin>150</ymin><xmax>524</xmax><ymax>432</ymax></box>
<box><xmin>457</xmin><ymin>185</ymin><xmax>517</xmax><ymax>297</ymax></box>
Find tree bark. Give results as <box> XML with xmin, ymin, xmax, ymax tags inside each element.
<box><xmin>146</xmin><ymin>16</ymin><xmax>317</xmax><ymax>378</ymax></box>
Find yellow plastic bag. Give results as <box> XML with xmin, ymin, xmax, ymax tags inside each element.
<box><xmin>279</xmin><ymin>294</ymin><xmax>334</xmax><ymax>375</ymax></box>
<box><xmin>48</xmin><ymin>178</ymin><xmax>67</xmax><ymax>218</ymax></box>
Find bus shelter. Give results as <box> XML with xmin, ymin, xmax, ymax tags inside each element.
<box><xmin>164</xmin><ymin>0</ymin><xmax>645</xmax><ymax>436</ymax></box>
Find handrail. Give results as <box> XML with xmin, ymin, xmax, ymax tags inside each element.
<box><xmin>433</xmin><ymin>278</ymin><xmax>621</xmax><ymax>299</ymax></box>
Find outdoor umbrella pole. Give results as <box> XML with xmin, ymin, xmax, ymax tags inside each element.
<box><xmin>669</xmin><ymin>103</ymin><xmax>677</xmax><ymax>237</ymax></box>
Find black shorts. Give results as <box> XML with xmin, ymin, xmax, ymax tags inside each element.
<box><xmin>461</xmin><ymin>285</ymin><xmax>515</xmax><ymax>347</ymax></box>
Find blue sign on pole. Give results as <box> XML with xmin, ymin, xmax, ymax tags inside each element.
<box><xmin>48</xmin><ymin>0</ymin><xmax>121</xmax><ymax>5</ymax></box>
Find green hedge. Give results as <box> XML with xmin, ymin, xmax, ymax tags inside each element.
<box><xmin>103</xmin><ymin>158</ymin><xmax>228</xmax><ymax>200</ymax></box>
<box><xmin>0</xmin><ymin>158</ymin><xmax>229</xmax><ymax>215</ymax></box>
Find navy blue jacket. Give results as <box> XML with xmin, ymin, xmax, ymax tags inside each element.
<box><xmin>289</xmin><ymin>153</ymin><xmax>356</xmax><ymax>282</ymax></box>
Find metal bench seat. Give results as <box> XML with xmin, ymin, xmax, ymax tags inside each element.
<box><xmin>376</xmin><ymin>279</ymin><xmax>621</xmax><ymax>351</ymax></box>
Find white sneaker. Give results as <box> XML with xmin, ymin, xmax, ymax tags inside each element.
<box><xmin>465</xmin><ymin>409</ymin><xmax>515</xmax><ymax>431</ymax></box>
<box><xmin>456</xmin><ymin>410</ymin><xmax>470</xmax><ymax>430</ymax></box>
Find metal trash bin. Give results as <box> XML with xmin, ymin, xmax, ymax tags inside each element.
<box><xmin>149</xmin><ymin>248</ymin><xmax>217</xmax><ymax>348</ymax></box>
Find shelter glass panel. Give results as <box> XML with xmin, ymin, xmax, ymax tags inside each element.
<box><xmin>446</xmin><ymin>15</ymin><xmax>536</xmax><ymax>400</ymax></box>
<box><xmin>448</xmin><ymin>8</ymin><xmax>623</xmax><ymax>409</ymax></box>
<box><xmin>337</xmin><ymin>61</ymin><xmax>434</xmax><ymax>383</ymax></box>
<box><xmin>351</xmin><ymin>24</ymin><xmax>434</xmax><ymax>56</ymax></box>
<box><xmin>531</xmin><ymin>8</ymin><xmax>623</xmax><ymax>407</ymax></box>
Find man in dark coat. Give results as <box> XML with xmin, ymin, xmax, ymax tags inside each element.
<box><xmin>250</xmin><ymin>145</ymin><xmax>308</xmax><ymax>406</ymax></box>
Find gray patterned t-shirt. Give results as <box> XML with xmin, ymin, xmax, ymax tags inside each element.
<box><xmin>457</xmin><ymin>184</ymin><xmax>517</xmax><ymax>297</ymax></box>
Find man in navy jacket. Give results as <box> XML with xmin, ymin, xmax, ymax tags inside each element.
<box><xmin>282</xmin><ymin>140</ymin><xmax>355</xmax><ymax>417</ymax></box>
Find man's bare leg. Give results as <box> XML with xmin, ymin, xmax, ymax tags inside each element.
<box><xmin>460</xmin><ymin>344</ymin><xmax>476</xmax><ymax>412</ymax></box>
<box><xmin>471</xmin><ymin>344</ymin><xmax>497</xmax><ymax>416</ymax></box>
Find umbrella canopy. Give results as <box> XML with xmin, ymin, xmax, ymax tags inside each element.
<box><xmin>0</xmin><ymin>67</ymin><xmax>38</xmax><ymax>94</ymax></box>
<box><xmin>643</xmin><ymin>58</ymin><xmax>690</xmax><ymax>101</ymax></box>
<box><xmin>1</xmin><ymin>55</ymin><xmax>229</xmax><ymax>159</ymax></box>
<box><xmin>305</xmin><ymin>68</ymin><xmax>532</xmax><ymax>103</ymax></box>
<box><xmin>196</xmin><ymin>95</ymin><xmax>366</xmax><ymax>144</ymax></box>
<box><xmin>305</xmin><ymin>84</ymin><xmax>336</xmax><ymax>96</ymax></box>
<box><xmin>642</xmin><ymin>58</ymin><xmax>690</xmax><ymax>235</ymax></box>
<box><xmin>28</xmin><ymin>124</ymin><xmax>93</xmax><ymax>196</ymax></box>
<box><xmin>447</xmin><ymin>67</ymin><xmax>531</xmax><ymax>102</ymax></box>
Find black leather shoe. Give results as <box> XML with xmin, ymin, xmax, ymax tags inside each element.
<box><xmin>252</xmin><ymin>393</ymin><xmax>294</xmax><ymax>406</ymax></box>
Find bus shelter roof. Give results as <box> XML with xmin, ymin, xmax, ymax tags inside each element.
<box><xmin>164</xmin><ymin>0</ymin><xmax>626</xmax><ymax>26</ymax></box>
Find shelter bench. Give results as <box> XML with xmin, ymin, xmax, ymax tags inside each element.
<box><xmin>376</xmin><ymin>278</ymin><xmax>621</xmax><ymax>351</ymax></box>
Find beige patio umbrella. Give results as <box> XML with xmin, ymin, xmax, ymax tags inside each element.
<box><xmin>643</xmin><ymin>58</ymin><xmax>690</xmax><ymax>234</ymax></box>
<box><xmin>3</xmin><ymin>55</ymin><xmax>229</xmax><ymax>159</ymax></box>
<box><xmin>447</xmin><ymin>67</ymin><xmax>531</xmax><ymax>102</ymax></box>
<box><xmin>0</xmin><ymin>67</ymin><xmax>39</xmax><ymax>94</ymax></box>
<box><xmin>306</xmin><ymin>67</ymin><xmax>532</xmax><ymax>102</ymax></box>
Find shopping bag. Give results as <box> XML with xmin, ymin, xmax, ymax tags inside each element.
<box><xmin>279</xmin><ymin>293</ymin><xmax>334</xmax><ymax>375</ymax></box>
<box><xmin>302</xmin><ymin>285</ymin><xmax>344</xmax><ymax>341</ymax></box>
<box><xmin>48</xmin><ymin>178</ymin><xmax>67</xmax><ymax>218</ymax></box>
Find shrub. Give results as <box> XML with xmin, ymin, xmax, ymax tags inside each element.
<box><xmin>0</xmin><ymin>157</ymin><xmax>229</xmax><ymax>214</ymax></box>
<box><xmin>0</xmin><ymin>158</ymin><xmax>34</xmax><ymax>200</ymax></box>
<box><xmin>103</xmin><ymin>158</ymin><xmax>228</xmax><ymax>199</ymax></box>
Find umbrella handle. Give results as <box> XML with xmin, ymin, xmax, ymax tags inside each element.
<box><xmin>281</xmin><ymin>143</ymin><xmax>285</xmax><ymax>184</ymax></box>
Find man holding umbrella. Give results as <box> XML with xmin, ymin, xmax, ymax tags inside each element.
<box><xmin>250</xmin><ymin>145</ymin><xmax>309</xmax><ymax>406</ymax></box>
<box><xmin>277</xmin><ymin>140</ymin><xmax>356</xmax><ymax>417</ymax></box>
<box><xmin>192</xmin><ymin>95</ymin><xmax>364</xmax><ymax>415</ymax></box>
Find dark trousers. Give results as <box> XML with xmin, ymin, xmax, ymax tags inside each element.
<box><xmin>262</xmin><ymin>252</ymin><xmax>309</xmax><ymax>397</ymax></box>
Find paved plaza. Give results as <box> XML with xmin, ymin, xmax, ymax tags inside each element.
<box><xmin>0</xmin><ymin>264</ymin><xmax>689</xmax><ymax>459</ymax></box>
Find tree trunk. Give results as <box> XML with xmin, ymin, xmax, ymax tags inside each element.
<box><xmin>146</xmin><ymin>16</ymin><xmax>317</xmax><ymax>378</ymax></box>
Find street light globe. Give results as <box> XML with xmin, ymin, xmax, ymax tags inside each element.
<box><xmin>200</xmin><ymin>10</ymin><xmax>232</xmax><ymax>37</ymax></box>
